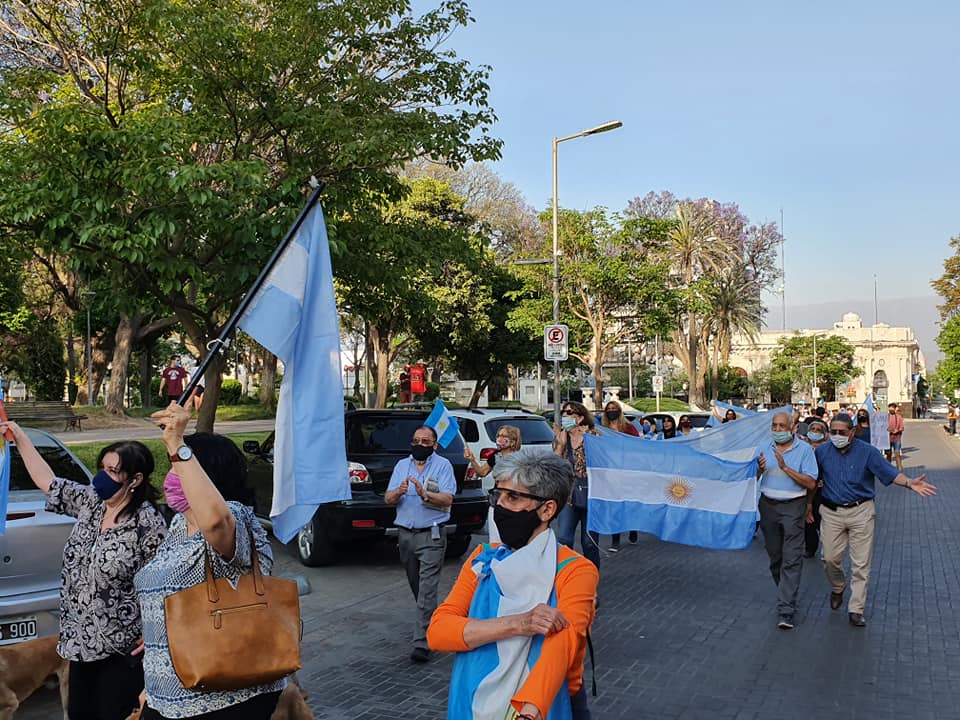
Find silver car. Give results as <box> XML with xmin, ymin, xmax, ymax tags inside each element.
<box><xmin>0</xmin><ymin>428</ymin><xmax>91</xmax><ymax>645</ymax></box>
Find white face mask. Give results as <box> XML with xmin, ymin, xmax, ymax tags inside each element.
<box><xmin>830</xmin><ymin>433</ymin><xmax>850</xmax><ymax>449</ymax></box>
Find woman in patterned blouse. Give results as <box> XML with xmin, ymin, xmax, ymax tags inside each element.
<box><xmin>134</xmin><ymin>402</ymin><xmax>284</xmax><ymax>719</ymax></box>
<box><xmin>0</xmin><ymin>420</ymin><xmax>168</xmax><ymax>720</ymax></box>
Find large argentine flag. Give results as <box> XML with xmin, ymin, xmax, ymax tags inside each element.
<box><xmin>0</xmin><ymin>399</ymin><xmax>10</xmax><ymax>536</ymax></box>
<box><xmin>706</xmin><ymin>399</ymin><xmax>757</xmax><ymax>428</ymax></box>
<box><xmin>585</xmin><ymin>432</ymin><xmax>758</xmax><ymax>550</ymax></box>
<box><xmin>238</xmin><ymin>200</ymin><xmax>349</xmax><ymax>542</ymax></box>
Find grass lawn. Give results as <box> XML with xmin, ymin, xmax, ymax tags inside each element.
<box><xmin>69</xmin><ymin>431</ymin><xmax>273</xmax><ymax>490</ymax></box>
<box><xmin>120</xmin><ymin>404</ymin><xmax>275</xmax><ymax>421</ymax></box>
<box><xmin>627</xmin><ymin>397</ymin><xmax>691</xmax><ymax>412</ymax></box>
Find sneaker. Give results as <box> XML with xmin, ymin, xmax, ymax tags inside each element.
<box><xmin>608</xmin><ymin>545</ymin><xmax>620</xmax><ymax>553</ymax></box>
<box><xmin>410</xmin><ymin>647</ymin><xmax>430</xmax><ymax>663</ymax></box>
<box><xmin>777</xmin><ymin>615</ymin><xmax>795</xmax><ymax>630</ymax></box>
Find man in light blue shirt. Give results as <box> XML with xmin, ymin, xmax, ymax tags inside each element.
<box><xmin>385</xmin><ymin>425</ymin><xmax>456</xmax><ymax>663</ymax></box>
<box><xmin>757</xmin><ymin>411</ymin><xmax>818</xmax><ymax>630</ymax></box>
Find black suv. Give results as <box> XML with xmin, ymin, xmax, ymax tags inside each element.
<box><xmin>242</xmin><ymin>409</ymin><xmax>487</xmax><ymax>566</ymax></box>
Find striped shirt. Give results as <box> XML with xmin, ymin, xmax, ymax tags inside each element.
<box><xmin>760</xmin><ymin>437</ymin><xmax>818</xmax><ymax>500</ymax></box>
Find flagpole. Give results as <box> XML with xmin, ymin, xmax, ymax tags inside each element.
<box><xmin>176</xmin><ymin>182</ymin><xmax>326</xmax><ymax>406</ymax></box>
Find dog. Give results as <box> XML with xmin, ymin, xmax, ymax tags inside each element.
<box><xmin>125</xmin><ymin>673</ymin><xmax>314</xmax><ymax>720</ymax></box>
<box><xmin>0</xmin><ymin>634</ymin><xmax>69</xmax><ymax>720</ymax></box>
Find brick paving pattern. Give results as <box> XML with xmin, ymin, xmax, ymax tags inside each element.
<box><xmin>18</xmin><ymin>419</ymin><xmax>960</xmax><ymax>718</ymax></box>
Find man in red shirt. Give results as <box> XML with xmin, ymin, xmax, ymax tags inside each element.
<box><xmin>159</xmin><ymin>356</ymin><xmax>189</xmax><ymax>405</ymax></box>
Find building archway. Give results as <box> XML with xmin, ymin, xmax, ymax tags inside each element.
<box><xmin>872</xmin><ymin>370</ymin><xmax>889</xmax><ymax>407</ymax></box>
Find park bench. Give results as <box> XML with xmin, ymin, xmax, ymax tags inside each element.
<box><xmin>5</xmin><ymin>400</ymin><xmax>88</xmax><ymax>431</ymax></box>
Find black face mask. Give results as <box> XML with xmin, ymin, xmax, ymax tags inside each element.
<box><xmin>604</xmin><ymin>410</ymin><xmax>621</xmax><ymax>421</ymax></box>
<box><xmin>493</xmin><ymin>504</ymin><xmax>544</xmax><ymax>549</ymax></box>
<box><xmin>411</xmin><ymin>444</ymin><xmax>434</xmax><ymax>462</ymax></box>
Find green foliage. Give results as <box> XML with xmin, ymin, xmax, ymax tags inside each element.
<box><xmin>219</xmin><ymin>378</ymin><xmax>244</xmax><ymax>405</ymax></box>
<box><xmin>6</xmin><ymin>314</ymin><xmax>67</xmax><ymax>399</ymax></box>
<box><xmin>935</xmin><ymin>314</ymin><xmax>960</xmax><ymax>392</ymax></box>
<box><xmin>768</xmin><ymin>334</ymin><xmax>861</xmax><ymax>401</ymax></box>
<box><xmin>711</xmin><ymin>365</ymin><xmax>749</xmax><ymax>401</ymax></box>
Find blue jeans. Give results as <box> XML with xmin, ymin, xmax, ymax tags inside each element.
<box><xmin>557</xmin><ymin>504</ymin><xmax>600</xmax><ymax>568</ymax></box>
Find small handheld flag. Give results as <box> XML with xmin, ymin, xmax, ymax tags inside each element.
<box><xmin>425</xmin><ymin>399</ymin><xmax>459</xmax><ymax>448</ymax></box>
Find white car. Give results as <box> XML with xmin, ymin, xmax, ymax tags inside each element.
<box><xmin>450</xmin><ymin>408</ymin><xmax>555</xmax><ymax>489</ymax></box>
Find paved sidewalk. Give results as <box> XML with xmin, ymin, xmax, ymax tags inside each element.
<box><xmin>53</xmin><ymin>418</ymin><xmax>275</xmax><ymax>445</ymax></box>
<box><xmin>19</xmin><ymin>419</ymin><xmax>960</xmax><ymax>719</ymax></box>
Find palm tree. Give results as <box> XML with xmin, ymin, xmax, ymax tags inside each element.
<box><xmin>703</xmin><ymin>265</ymin><xmax>762</xmax><ymax>399</ymax></box>
<box><xmin>664</xmin><ymin>201</ymin><xmax>737</xmax><ymax>407</ymax></box>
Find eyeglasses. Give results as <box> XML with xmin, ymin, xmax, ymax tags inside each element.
<box><xmin>562</xmin><ymin>409</ymin><xmax>580</xmax><ymax>416</ymax></box>
<box><xmin>488</xmin><ymin>487</ymin><xmax>549</xmax><ymax>507</ymax></box>
<box><xmin>411</xmin><ymin>438</ymin><xmax>435</xmax><ymax>446</ymax></box>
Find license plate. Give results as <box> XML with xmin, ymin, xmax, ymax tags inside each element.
<box><xmin>0</xmin><ymin>616</ymin><xmax>38</xmax><ymax>646</ymax></box>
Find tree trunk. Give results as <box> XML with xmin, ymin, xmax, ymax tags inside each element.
<box><xmin>369</xmin><ymin>324</ymin><xmax>396</xmax><ymax>409</ymax></box>
<box><xmin>259</xmin><ymin>349</ymin><xmax>278</xmax><ymax>409</ymax></box>
<box><xmin>65</xmin><ymin>334</ymin><xmax>77</xmax><ymax>387</ymax></box>
<box><xmin>106</xmin><ymin>313</ymin><xmax>141</xmax><ymax>415</ymax></box>
<box><xmin>195</xmin><ymin>352</ymin><xmax>225</xmax><ymax>433</ymax></box>
<box><xmin>470</xmin><ymin>377</ymin><xmax>490</xmax><ymax>409</ymax></box>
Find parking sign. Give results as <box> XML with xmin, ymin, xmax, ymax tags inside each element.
<box><xmin>544</xmin><ymin>324</ymin><xmax>568</xmax><ymax>361</ymax></box>
<box><xmin>652</xmin><ymin>375</ymin><xmax>664</xmax><ymax>393</ymax></box>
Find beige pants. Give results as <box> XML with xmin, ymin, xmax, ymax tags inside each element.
<box><xmin>820</xmin><ymin>500</ymin><xmax>876</xmax><ymax>613</ymax></box>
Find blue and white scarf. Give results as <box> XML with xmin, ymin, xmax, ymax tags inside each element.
<box><xmin>448</xmin><ymin>527</ymin><xmax>573</xmax><ymax>720</ymax></box>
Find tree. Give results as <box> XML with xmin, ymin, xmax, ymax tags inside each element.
<box><xmin>511</xmin><ymin>208</ymin><xmax>680</xmax><ymax>405</ymax></box>
<box><xmin>768</xmin><ymin>334</ymin><xmax>861</xmax><ymax>402</ymax></box>
<box><xmin>0</xmin><ymin>0</ymin><xmax>501</xmax><ymax>429</ymax></box>
<box><xmin>934</xmin><ymin>314</ymin><xmax>960</xmax><ymax>393</ymax></box>
<box><xmin>931</xmin><ymin>235</ymin><xmax>960</xmax><ymax>319</ymax></box>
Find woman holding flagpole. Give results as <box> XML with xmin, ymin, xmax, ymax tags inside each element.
<box><xmin>428</xmin><ymin>452</ymin><xmax>599</xmax><ymax>720</ymax></box>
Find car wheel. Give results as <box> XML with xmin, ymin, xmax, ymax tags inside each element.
<box><xmin>445</xmin><ymin>534</ymin><xmax>472</xmax><ymax>560</ymax></box>
<box><xmin>297</xmin><ymin>513</ymin><xmax>338</xmax><ymax>567</ymax></box>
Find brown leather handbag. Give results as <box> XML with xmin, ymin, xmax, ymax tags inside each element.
<box><xmin>163</xmin><ymin>532</ymin><xmax>301</xmax><ymax>691</ymax></box>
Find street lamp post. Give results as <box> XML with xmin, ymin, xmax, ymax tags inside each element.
<box><xmin>82</xmin><ymin>291</ymin><xmax>96</xmax><ymax>406</ymax></box>
<box><xmin>551</xmin><ymin>120</ymin><xmax>622</xmax><ymax>426</ymax></box>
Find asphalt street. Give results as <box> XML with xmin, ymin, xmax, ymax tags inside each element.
<box><xmin>18</xmin><ymin>417</ymin><xmax>960</xmax><ymax>719</ymax></box>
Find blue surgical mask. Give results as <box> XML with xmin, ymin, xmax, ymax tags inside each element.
<box><xmin>561</xmin><ymin>416</ymin><xmax>578</xmax><ymax>431</ymax></box>
<box><xmin>92</xmin><ymin>470</ymin><xmax>124</xmax><ymax>501</ymax></box>
<box><xmin>807</xmin><ymin>431</ymin><xmax>825</xmax><ymax>442</ymax></box>
<box><xmin>772</xmin><ymin>431</ymin><xmax>792</xmax><ymax>444</ymax></box>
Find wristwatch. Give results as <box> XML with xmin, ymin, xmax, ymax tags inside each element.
<box><xmin>168</xmin><ymin>444</ymin><xmax>193</xmax><ymax>463</ymax></box>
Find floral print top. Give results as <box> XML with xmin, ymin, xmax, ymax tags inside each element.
<box><xmin>46</xmin><ymin>477</ymin><xmax>168</xmax><ymax>662</ymax></box>
<box><xmin>134</xmin><ymin>502</ymin><xmax>285</xmax><ymax>718</ymax></box>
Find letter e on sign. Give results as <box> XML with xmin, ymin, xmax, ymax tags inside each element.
<box><xmin>544</xmin><ymin>324</ymin><xmax>569</xmax><ymax>361</ymax></box>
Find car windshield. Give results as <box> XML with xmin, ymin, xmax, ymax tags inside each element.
<box><xmin>10</xmin><ymin>431</ymin><xmax>90</xmax><ymax>491</ymax></box>
<box><xmin>347</xmin><ymin>416</ymin><xmax>464</xmax><ymax>455</ymax></box>
<box><xmin>484</xmin><ymin>418</ymin><xmax>555</xmax><ymax>445</ymax></box>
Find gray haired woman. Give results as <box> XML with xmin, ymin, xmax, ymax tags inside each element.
<box><xmin>428</xmin><ymin>452</ymin><xmax>599</xmax><ymax>720</ymax></box>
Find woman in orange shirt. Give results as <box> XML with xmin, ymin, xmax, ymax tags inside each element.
<box><xmin>427</xmin><ymin>452</ymin><xmax>599</xmax><ymax>720</ymax></box>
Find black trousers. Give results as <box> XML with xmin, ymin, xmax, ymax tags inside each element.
<box><xmin>68</xmin><ymin>655</ymin><xmax>144</xmax><ymax>720</ymax></box>
<box><xmin>141</xmin><ymin>691</ymin><xmax>281</xmax><ymax>719</ymax></box>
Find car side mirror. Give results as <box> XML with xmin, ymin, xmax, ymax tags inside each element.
<box><xmin>242</xmin><ymin>440</ymin><xmax>261</xmax><ymax>455</ymax></box>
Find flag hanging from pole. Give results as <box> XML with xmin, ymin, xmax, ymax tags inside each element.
<box><xmin>238</xmin><ymin>198</ymin><xmax>349</xmax><ymax>543</ymax></box>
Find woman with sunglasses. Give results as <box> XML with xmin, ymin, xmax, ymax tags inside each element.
<box><xmin>677</xmin><ymin>415</ymin><xmax>695</xmax><ymax>436</ymax></box>
<box><xmin>464</xmin><ymin>425</ymin><xmax>522</xmax><ymax>487</ymax></box>
<box><xmin>552</xmin><ymin>401</ymin><xmax>601</xmax><ymax>568</ymax></box>
<box><xmin>428</xmin><ymin>452</ymin><xmax>599</xmax><ymax>720</ymax></box>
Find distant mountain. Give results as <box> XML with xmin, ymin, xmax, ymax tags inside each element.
<box><xmin>763</xmin><ymin>296</ymin><xmax>943</xmax><ymax>366</ymax></box>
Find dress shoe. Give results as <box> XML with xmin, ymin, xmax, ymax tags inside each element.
<box><xmin>848</xmin><ymin>612</ymin><xmax>866</xmax><ymax>627</ymax></box>
<box><xmin>830</xmin><ymin>591</ymin><xmax>843</xmax><ymax>610</ymax></box>
<box><xmin>410</xmin><ymin>647</ymin><xmax>431</xmax><ymax>663</ymax></box>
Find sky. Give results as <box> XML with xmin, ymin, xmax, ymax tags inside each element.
<box><xmin>420</xmin><ymin>0</ymin><xmax>959</xmax><ymax>358</ymax></box>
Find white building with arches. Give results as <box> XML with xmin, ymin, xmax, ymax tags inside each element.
<box><xmin>729</xmin><ymin>312</ymin><xmax>924</xmax><ymax>414</ymax></box>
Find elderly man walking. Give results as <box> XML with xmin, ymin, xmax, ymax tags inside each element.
<box><xmin>757</xmin><ymin>411</ymin><xmax>818</xmax><ymax>629</ymax></box>
<box><xmin>385</xmin><ymin>425</ymin><xmax>457</xmax><ymax>662</ymax></box>
<box><xmin>816</xmin><ymin>413</ymin><xmax>937</xmax><ymax>627</ymax></box>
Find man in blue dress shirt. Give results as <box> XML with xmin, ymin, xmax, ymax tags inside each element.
<box><xmin>385</xmin><ymin>425</ymin><xmax>457</xmax><ymax>663</ymax></box>
<box><xmin>757</xmin><ymin>411</ymin><xmax>818</xmax><ymax>630</ymax></box>
<box><xmin>816</xmin><ymin>413</ymin><xmax>937</xmax><ymax>627</ymax></box>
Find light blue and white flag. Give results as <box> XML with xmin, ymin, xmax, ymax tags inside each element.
<box><xmin>238</xmin><ymin>199</ymin><xmax>349</xmax><ymax>543</ymax></box>
<box><xmin>586</xmin><ymin>406</ymin><xmax>793</xmax><ymax>550</ymax></box>
<box><xmin>863</xmin><ymin>394</ymin><xmax>889</xmax><ymax>450</ymax></box>
<box><xmin>425</xmin><ymin>399</ymin><xmax>459</xmax><ymax>448</ymax></box>
<box><xmin>447</xmin><ymin>529</ymin><xmax>572</xmax><ymax>720</ymax></box>
<box><xmin>707</xmin><ymin>400</ymin><xmax>757</xmax><ymax>428</ymax></box>
<box><xmin>0</xmin><ymin>439</ymin><xmax>9</xmax><ymax>536</ymax></box>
